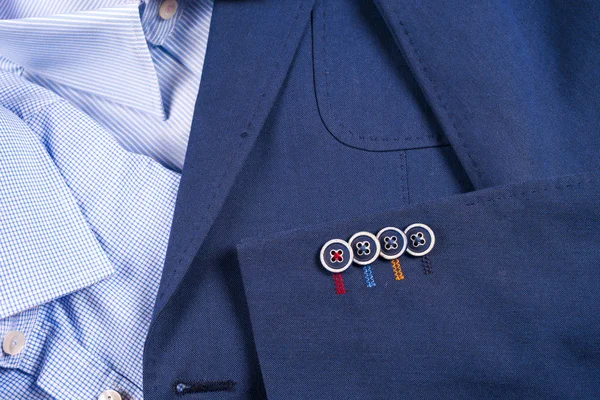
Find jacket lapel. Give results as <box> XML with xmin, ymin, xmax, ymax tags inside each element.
<box><xmin>153</xmin><ymin>0</ymin><xmax>314</xmax><ymax>315</ymax></box>
<box><xmin>375</xmin><ymin>0</ymin><xmax>546</xmax><ymax>189</ymax></box>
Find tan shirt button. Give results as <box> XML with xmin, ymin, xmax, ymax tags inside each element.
<box><xmin>98</xmin><ymin>390</ymin><xmax>121</xmax><ymax>400</ymax></box>
<box><xmin>2</xmin><ymin>331</ymin><xmax>25</xmax><ymax>356</ymax></box>
<box><xmin>159</xmin><ymin>0</ymin><xmax>178</xmax><ymax>20</ymax></box>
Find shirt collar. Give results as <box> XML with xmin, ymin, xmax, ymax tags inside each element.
<box><xmin>0</xmin><ymin>1</ymin><xmax>171</xmax><ymax>120</ymax></box>
<box><xmin>141</xmin><ymin>0</ymin><xmax>183</xmax><ymax>46</ymax></box>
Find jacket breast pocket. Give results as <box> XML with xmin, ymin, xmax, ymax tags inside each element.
<box><xmin>312</xmin><ymin>0</ymin><xmax>447</xmax><ymax>151</ymax></box>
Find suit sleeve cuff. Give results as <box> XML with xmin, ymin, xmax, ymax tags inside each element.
<box><xmin>236</xmin><ymin>171</ymin><xmax>600</xmax><ymax>399</ymax></box>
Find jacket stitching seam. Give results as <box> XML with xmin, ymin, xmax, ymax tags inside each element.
<box><xmin>463</xmin><ymin>178</ymin><xmax>595</xmax><ymax>207</ymax></box>
<box><xmin>390</xmin><ymin>7</ymin><xmax>484</xmax><ymax>185</ymax></box>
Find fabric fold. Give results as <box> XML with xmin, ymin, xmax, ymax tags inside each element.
<box><xmin>0</xmin><ymin>103</ymin><xmax>115</xmax><ymax>319</ymax></box>
<box><xmin>0</xmin><ymin>70</ymin><xmax>181</xmax><ymax>398</ymax></box>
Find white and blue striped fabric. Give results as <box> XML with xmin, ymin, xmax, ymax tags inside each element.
<box><xmin>0</xmin><ymin>0</ymin><xmax>213</xmax><ymax>398</ymax></box>
<box><xmin>0</xmin><ymin>0</ymin><xmax>213</xmax><ymax>171</ymax></box>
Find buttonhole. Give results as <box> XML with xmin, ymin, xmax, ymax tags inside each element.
<box><xmin>240</xmin><ymin>131</ymin><xmax>249</xmax><ymax>138</ymax></box>
<box><xmin>173</xmin><ymin>380</ymin><xmax>236</xmax><ymax>395</ymax></box>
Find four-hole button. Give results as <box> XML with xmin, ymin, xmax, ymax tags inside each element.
<box><xmin>348</xmin><ymin>231</ymin><xmax>380</xmax><ymax>265</ymax></box>
<box><xmin>376</xmin><ymin>227</ymin><xmax>408</xmax><ymax>260</ymax></box>
<box><xmin>404</xmin><ymin>223</ymin><xmax>435</xmax><ymax>256</ymax></box>
<box><xmin>320</xmin><ymin>239</ymin><xmax>353</xmax><ymax>273</ymax></box>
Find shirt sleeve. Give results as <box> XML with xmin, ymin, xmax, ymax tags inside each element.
<box><xmin>0</xmin><ymin>105</ymin><xmax>115</xmax><ymax>319</ymax></box>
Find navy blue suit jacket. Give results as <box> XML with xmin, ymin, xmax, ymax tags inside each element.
<box><xmin>143</xmin><ymin>1</ymin><xmax>600</xmax><ymax>398</ymax></box>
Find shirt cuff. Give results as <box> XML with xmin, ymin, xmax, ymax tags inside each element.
<box><xmin>0</xmin><ymin>307</ymin><xmax>39</xmax><ymax>370</ymax></box>
<box><xmin>0</xmin><ymin>106</ymin><xmax>115</xmax><ymax>319</ymax></box>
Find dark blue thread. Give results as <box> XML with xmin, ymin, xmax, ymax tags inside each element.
<box><xmin>421</xmin><ymin>255</ymin><xmax>433</xmax><ymax>275</ymax></box>
<box><xmin>173</xmin><ymin>380</ymin><xmax>235</xmax><ymax>395</ymax></box>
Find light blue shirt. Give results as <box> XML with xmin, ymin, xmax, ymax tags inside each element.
<box><xmin>0</xmin><ymin>0</ymin><xmax>212</xmax><ymax>398</ymax></box>
<box><xmin>0</xmin><ymin>0</ymin><xmax>213</xmax><ymax>171</ymax></box>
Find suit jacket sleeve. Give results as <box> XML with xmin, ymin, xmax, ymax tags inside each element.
<box><xmin>237</xmin><ymin>170</ymin><xmax>600</xmax><ymax>399</ymax></box>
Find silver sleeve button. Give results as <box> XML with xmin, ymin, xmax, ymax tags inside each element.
<box><xmin>348</xmin><ymin>231</ymin><xmax>380</xmax><ymax>265</ymax></box>
<box><xmin>320</xmin><ymin>239</ymin><xmax>353</xmax><ymax>273</ymax></box>
<box><xmin>404</xmin><ymin>223</ymin><xmax>435</xmax><ymax>256</ymax></box>
<box><xmin>376</xmin><ymin>227</ymin><xmax>408</xmax><ymax>260</ymax></box>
